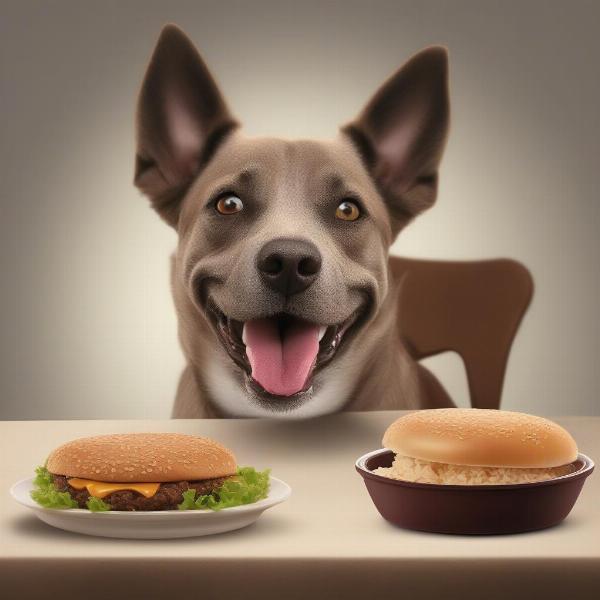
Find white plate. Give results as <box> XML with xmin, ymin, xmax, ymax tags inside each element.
<box><xmin>11</xmin><ymin>476</ymin><xmax>291</xmax><ymax>539</ymax></box>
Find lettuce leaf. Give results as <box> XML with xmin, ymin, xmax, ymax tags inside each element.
<box><xmin>30</xmin><ymin>465</ymin><xmax>79</xmax><ymax>509</ymax></box>
<box><xmin>31</xmin><ymin>465</ymin><xmax>109</xmax><ymax>511</ymax></box>
<box><xmin>30</xmin><ymin>465</ymin><xmax>270</xmax><ymax>512</ymax></box>
<box><xmin>178</xmin><ymin>466</ymin><xmax>270</xmax><ymax>511</ymax></box>
<box><xmin>86</xmin><ymin>496</ymin><xmax>111</xmax><ymax>512</ymax></box>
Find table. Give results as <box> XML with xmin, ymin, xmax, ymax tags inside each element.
<box><xmin>1</xmin><ymin>413</ymin><xmax>598</xmax><ymax>599</ymax></box>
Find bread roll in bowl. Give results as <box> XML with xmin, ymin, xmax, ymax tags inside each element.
<box><xmin>376</xmin><ymin>409</ymin><xmax>578</xmax><ymax>485</ymax></box>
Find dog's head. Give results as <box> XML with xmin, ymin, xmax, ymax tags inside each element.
<box><xmin>134</xmin><ymin>25</ymin><xmax>449</xmax><ymax>417</ymax></box>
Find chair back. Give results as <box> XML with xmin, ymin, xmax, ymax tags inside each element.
<box><xmin>390</xmin><ymin>256</ymin><xmax>534</xmax><ymax>409</ymax></box>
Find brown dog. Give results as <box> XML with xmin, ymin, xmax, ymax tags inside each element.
<box><xmin>134</xmin><ymin>25</ymin><xmax>454</xmax><ymax>418</ymax></box>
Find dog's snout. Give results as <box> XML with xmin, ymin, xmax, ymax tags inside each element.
<box><xmin>257</xmin><ymin>238</ymin><xmax>322</xmax><ymax>296</ymax></box>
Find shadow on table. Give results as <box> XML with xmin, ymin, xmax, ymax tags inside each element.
<box><xmin>226</xmin><ymin>411</ymin><xmax>386</xmax><ymax>457</ymax></box>
<box><xmin>8</xmin><ymin>511</ymin><xmax>295</xmax><ymax>544</ymax></box>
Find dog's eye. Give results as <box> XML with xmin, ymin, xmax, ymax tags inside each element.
<box><xmin>335</xmin><ymin>200</ymin><xmax>360</xmax><ymax>221</ymax></box>
<box><xmin>215</xmin><ymin>195</ymin><xmax>244</xmax><ymax>215</ymax></box>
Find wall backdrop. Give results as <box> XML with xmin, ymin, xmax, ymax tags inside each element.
<box><xmin>1</xmin><ymin>0</ymin><xmax>598</xmax><ymax>419</ymax></box>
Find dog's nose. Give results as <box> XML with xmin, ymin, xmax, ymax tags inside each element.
<box><xmin>257</xmin><ymin>238</ymin><xmax>322</xmax><ymax>296</ymax></box>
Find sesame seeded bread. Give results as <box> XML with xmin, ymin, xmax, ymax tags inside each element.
<box><xmin>45</xmin><ymin>432</ymin><xmax>237</xmax><ymax>482</ymax></box>
<box><xmin>382</xmin><ymin>409</ymin><xmax>578</xmax><ymax>469</ymax></box>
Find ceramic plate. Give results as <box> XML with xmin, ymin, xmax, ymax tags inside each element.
<box><xmin>11</xmin><ymin>475</ymin><xmax>291</xmax><ymax>539</ymax></box>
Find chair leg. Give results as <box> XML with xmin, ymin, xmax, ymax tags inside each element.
<box><xmin>462</xmin><ymin>348</ymin><xmax>508</xmax><ymax>410</ymax></box>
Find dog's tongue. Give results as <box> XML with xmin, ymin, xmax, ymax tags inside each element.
<box><xmin>244</xmin><ymin>318</ymin><xmax>320</xmax><ymax>396</ymax></box>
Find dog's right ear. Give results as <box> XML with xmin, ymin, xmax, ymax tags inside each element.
<box><xmin>134</xmin><ymin>25</ymin><xmax>239</xmax><ymax>227</ymax></box>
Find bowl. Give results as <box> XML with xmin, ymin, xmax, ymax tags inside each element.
<box><xmin>355</xmin><ymin>449</ymin><xmax>594</xmax><ymax>535</ymax></box>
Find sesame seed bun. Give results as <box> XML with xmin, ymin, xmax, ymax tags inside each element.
<box><xmin>45</xmin><ymin>432</ymin><xmax>237</xmax><ymax>482</ymax></box>
<box><xmin>382</xmin><ymin>409</ymin><xmax>578</xmax><ymax>469</ymax></box>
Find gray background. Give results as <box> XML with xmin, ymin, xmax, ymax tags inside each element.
<box><xmin>1</xmin><ymin>0</ymin><xmax>598</xmax><ymax>419</ymax></box>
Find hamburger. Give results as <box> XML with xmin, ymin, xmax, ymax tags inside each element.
<box><xmin>374</xmin><ymin>409</ymin><xmax>578</xmax><ymax>485</ymax></box>
<box><xmin>31</xmin><ymin>432</ymin><xmax>269</xmax><ymax>511</ymax></box>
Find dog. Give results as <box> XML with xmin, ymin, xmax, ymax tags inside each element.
<box><xmin>134</xmin><ymin>25</ymin><xmax>455</xmax><ymax>418</ymax></box>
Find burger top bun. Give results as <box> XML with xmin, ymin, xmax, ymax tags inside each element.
<box><xmin>382</xmin><ymin>409</ymin><xmax>578</xmax><ymax>469</ymax></box>
<box><xmin>46</xmin><ymin>432</ymin><xmax>237</xmax><ymax>482</ymax></box>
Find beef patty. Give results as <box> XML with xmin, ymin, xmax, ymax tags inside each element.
<box><xmin>52</xmin><ymin>474</ymin><xmax>230</xmax><ymax>511</ymax></box>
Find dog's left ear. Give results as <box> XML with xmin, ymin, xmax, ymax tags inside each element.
<box><xmin>134</xmin><ymin>25</ymin><xmax>239</xmax><ymax>226</ymax></box>
<box><xmin>341</xmin><ymin>47</ymin><xmax>449</xmax><ymax>232</ymax></box>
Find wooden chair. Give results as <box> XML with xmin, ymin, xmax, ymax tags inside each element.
<box><xmin>390</xmin><ymin>256</ymin><xmax>534</xmax><ymax>410</ymax></box>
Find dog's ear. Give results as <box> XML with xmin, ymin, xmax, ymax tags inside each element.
<box><xmin>340</xmin><ymin>47</ymin><xmax>449</xmax><ymax>233</ymax></box>
<box><xmin>134</xmin><ymin>25</ymin><xmax>239</xmax><ymax>226</ymax></box>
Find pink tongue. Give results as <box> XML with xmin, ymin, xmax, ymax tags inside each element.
<box><xmin>244</xmin><ymin>318</ymin><xmax>320</xmax><ymax>396</ymax></box>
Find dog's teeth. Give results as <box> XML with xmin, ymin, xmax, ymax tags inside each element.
<box><xmin>242</xmin><ymin>323</ymin><xmax>247</xmax><ymax>345</ymax></box>
<box><xmin>318</xmin><ymin>326</ymin><xmax>327</xmax><ymax>342</ymax></box>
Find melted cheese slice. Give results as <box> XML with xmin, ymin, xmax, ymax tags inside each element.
<box><xmin>67</xmin><ymin>478</ymin><xmax>160</xmax><ymax>499</ymax></box>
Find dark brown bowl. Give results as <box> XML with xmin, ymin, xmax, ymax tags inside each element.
<box><xmin>356</xmin><ymin>449</ymin><xmax>594</xmax><ymax>535</ymax></box>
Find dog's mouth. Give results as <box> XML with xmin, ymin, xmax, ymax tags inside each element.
<box><xmin>206</xmin><ymin>302</ymin><xmax>362</xmax><ymax>398</ymax></box>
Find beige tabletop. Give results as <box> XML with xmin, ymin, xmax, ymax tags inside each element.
<box><xmin>1</xmin><ymin>412</ymin><xmax>598</xmax><ymax>599</ymax></box>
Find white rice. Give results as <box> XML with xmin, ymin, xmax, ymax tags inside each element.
<box><xmin>374</xmin><ymin>454</ymin><xmax>575</xmax><ymax>485</ymax></box>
